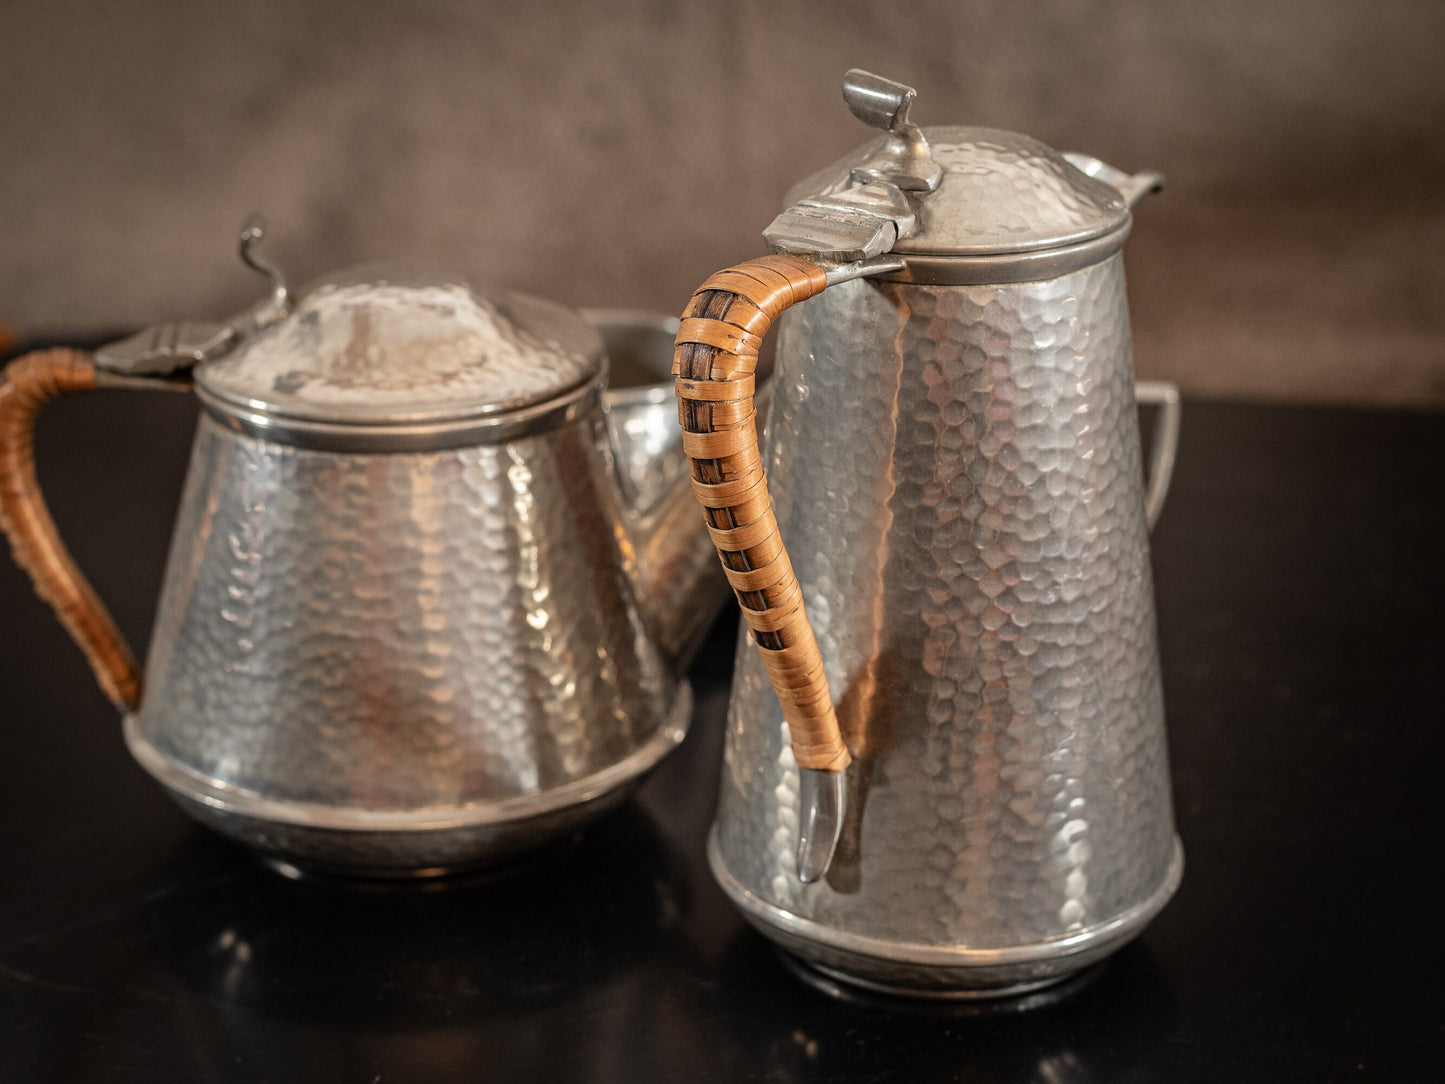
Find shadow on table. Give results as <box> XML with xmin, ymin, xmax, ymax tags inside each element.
<box><xmin>146</xmin><ymin>803</ymin><xmax>691</xmax><ymax>1018</ymax></box>
<box><xmin>61</xmin><ymin>803</ymin><xmax>692</xmax><ymax>1080</ymax></box>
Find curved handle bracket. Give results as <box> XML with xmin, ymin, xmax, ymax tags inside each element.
<box><xmin>1134</xmin><ymin>380</ymin><xmax>1181</xmax><ymax>529</ymax></box>
<box><xmin>1062</xmin><ymin>151</ymin><xmax>1164</xmax><ymax>210</ymax></box>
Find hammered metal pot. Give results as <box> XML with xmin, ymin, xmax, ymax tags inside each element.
<box><xmin>708</xmin><ymin>265</ymin><xmax>1182</xmax><ymax>996</ymax></box>
<box><xmin>129</xmin><ymin>403</ymin><xmax>687</xmax><ymax>877</ymax></box>
<box><xmin>0</xmin><ymin>233</ymin><xmax>723</xmax><ymax>877</ymax></box>
<box><xmin>676</xmin><ymin>71</ymin><xmax>1183</xmax><ymax>996</ymax></box>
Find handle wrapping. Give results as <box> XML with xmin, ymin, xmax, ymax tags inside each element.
<box><xmin>0</xmin><ymin>349</ymin><xmax>142</xmax><ymax>710</ymax></box>
<box><xmin>673</xmin><ymin>256</ymin><xmax>849</xmax><ymax>772</ymax></box>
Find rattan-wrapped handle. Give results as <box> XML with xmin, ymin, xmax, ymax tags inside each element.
<box><xmin>0</xmin><ymin>349</ymin><xmax>142</xmax><ymax>711</ymax></box>
<box><xmin>672</xmin><ymin>255</ymin><xmax>849</xmax><ymax>772</ymax></box>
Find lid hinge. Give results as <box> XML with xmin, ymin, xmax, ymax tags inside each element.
<box><xmin>762</xmin><ymin>70</ymin><xmax>939</xmax><ymax>264</ymax></box>
<box><xmin>764</xmin><ymin>182</ymin><xmax>915</xmax><ymax>263</ymax></box>
<box><xmin>95</xmin><ymin>214</ymin><xmax>293</xmax><ymax>378</ymax></box>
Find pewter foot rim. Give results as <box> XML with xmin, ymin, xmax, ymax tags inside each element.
<box><xmin>709</xmin><ymin>828</ymin><xmax>1183</xmax><ymax>969</ymax></box>
<box><xmin>783</xmin><ymin>954</ymin><xmax>1090</xmax><ymax>1003</ymax></box>
<box><xmin>122</xmin><ymin>682</ymin><xmax>691</xmax><ymax>833</ymax></box>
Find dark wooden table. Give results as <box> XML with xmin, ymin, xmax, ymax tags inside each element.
<box><xmin>1</xmin><ymin>384</ymin><xmax>1441</xmax><ymax>1082</ymax></box>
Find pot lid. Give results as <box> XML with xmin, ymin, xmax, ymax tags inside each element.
<box><xmin>764</xmin><ymin>72</ymin><xmax>1146</xmax><ymax>273</ymax></box>
<box><xmin>782</xmin><ymin>125</ymin><xmax>1130</xmax><ymax>257</ymax></box>
<box><xmin>194</xmin><ymin>266</ymin><xmax>604</xmax><ymax>429</ymax></box>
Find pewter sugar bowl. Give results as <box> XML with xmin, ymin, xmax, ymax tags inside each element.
<box><xmin>674</xmin><ymin>71</ymin><xmax>1182</xmax><ymax>996</ymax></box>
<box><xmin>0</xmin><ymin>220</ymin><xmax>719</xmax><ymax>876</ymax></box>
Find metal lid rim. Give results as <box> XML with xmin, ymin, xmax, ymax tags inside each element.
<box><xmin>195</xmin><ymin>371</ymin><xmax>606</xmax><ymax>452</ymax></box>
<box><xmin>876</xmin><ymin>220</ymin><xmax>1134</xmax><ymax>286</ymax></box>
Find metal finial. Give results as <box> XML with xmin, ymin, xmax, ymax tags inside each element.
<box><xmin>238</xmin><ymin>213</ymin><xmax>290</xmax><ymax>323</ymax></box>
<box><xmin>840</xmin><ymin>69</ymin><xmax>942</xmax><ymax>193</ymax></box>
<box><xmin>842</xmin><ymin>70</ymin><xmax>920</xmax><ymax>134</ymax></box>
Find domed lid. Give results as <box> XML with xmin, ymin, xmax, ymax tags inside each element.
<box><xmin>763</xmin><ymin>71</ymin><xmax>1157</xmax><ymax>284</ymax></box>
<box><xmin>195</xmin><ymin>266</ymin><xmax>604</xmax><ymax>430</ymax></box>
<box><xmin>783</xmin><ymin>125</ymin><xmax>1129</xmax><ymax>257</ymax></box>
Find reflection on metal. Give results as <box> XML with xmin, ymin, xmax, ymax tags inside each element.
<box><xmin>795</xmin><ymin>767</ymin><xmax>846</xmax><ymax>883</ymax></box>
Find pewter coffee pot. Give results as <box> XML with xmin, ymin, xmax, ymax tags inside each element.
<box><xmin>675</xmin><ymin>71</ymin><xmax>1183</xmax><ymax>995</ymax></box>
<box><xmin>0</xmin><ymin>220</ymin><xmax>722</xmax><ymax>876</ymax></box>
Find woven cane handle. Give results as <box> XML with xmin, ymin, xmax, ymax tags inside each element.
<box><xmin>0</xmin><ymin>350</ymin><xmax>142</xmax><ymax>711</ymax></box>
<box><xmin>673</xmin><ymin>255</ymin><xmax>849</xmax><ymax>772</ymax></box>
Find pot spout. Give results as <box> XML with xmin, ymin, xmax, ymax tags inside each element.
<box><xmin>1062</xmin><ymin>152</ymin><xmax>1164</xmax><ymax>209</ymax></box>
<box><xmin>629</xmin><ymin>473</ymin><xmax>730</xmax><ymax>673</ymax></box>
<box><xmin>588</xmin><ymin>310</ymin><xmax>734</xmax><ymax>672</ymax></box>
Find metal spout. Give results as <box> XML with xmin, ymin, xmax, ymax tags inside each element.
<box><xmin>587</xmin><ymin>310</ymin><xmax>738</xmax><ymax>672</ymax></box>
<box><xmin>1062</xmin><ymin>152</ymin><xmax>1164</xmax><ymax>209</ymax></box>
<box><xmin>629</xmin><ymin>471</ymin><xmax>732</xmax><ymax>673</ymax></box>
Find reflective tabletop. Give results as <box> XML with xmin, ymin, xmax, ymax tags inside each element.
<box><xmin>1</xmin><ymin>377</ymin><xmax>1441</xmax><ymax>1081</ymax></box>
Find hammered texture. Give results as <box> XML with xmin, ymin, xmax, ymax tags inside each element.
<box><xmin>163</xmin><ymin>736</ymin><xmax>671</xmax><ymax>876</ymax></box>
<box><xmin>785</xmin><ymin>126</ymin><xmax>1128</xmax><ymax>256</ymax></box>
<box><xmin>197</xmin><ymin>270</ymin><xmax>602</xmax><ymax>424</ymax></box>
<box><xmin>136</xmin><ymin>411</ymin><xmax>677</xmax><ymax>814</ymax></box>
<box><xmin>712</xmin><ymin>254</ymin><xmax>1178</xmax><ymax>976</ymax></box>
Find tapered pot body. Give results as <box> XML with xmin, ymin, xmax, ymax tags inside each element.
<box><xmin>129</xmin><ymin>407</ymin><xmax>685</xmax><ymax>875</ymax></box>
<box><xmin>709</xmin><ymin>254</ymin><xmax>1182</xmax><ymax>995</ymax></box>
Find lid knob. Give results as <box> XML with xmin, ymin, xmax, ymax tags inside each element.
<box><xmin>840</xmin><ymin>69</ymin><xmax>942</xmax><ymax>192</ymax></box>
<box><xmin>842</xmin><ymin>70</ymin><xmax>919</xmax><ymax>133</ymax></box>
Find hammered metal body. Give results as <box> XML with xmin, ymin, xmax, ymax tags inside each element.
<box><xmin>130</xmin><ymin>407</ymin><xmax>686</xmax><ymax>875</ymax></box>
<box><xmin>709</xmin><ymin>254</ymin><xmax>1181</xmax><ymax>994</ymax></box>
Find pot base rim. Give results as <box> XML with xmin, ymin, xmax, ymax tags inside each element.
<box><xmin>123</xmin><ymin>682</ymin><xmax>691</xmax><ymax>834</ymax></box>
<box><xmin>709</xmin><ymin>827</ymin><xmax>1182</xmax><ymax>983</ymax></box>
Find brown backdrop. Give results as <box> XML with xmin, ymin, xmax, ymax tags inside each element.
<box><xmin>3</xmin><ymin>0</ymin><xmax>1442</xmax><ymax>406</ymax></box>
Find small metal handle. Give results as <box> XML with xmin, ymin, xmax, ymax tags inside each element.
<box><xmin>1062</xmin><ymin>152</ymin><xmax>1164</xmax><ymax>210</ymax></box>
<box><xmin>1135</xmin><ymin>380</ymin><xmax>1181</xmax><ymax>529</ymax></box>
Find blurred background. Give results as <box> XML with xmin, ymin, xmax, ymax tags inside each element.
<box><xmin>2</xmin><ymin>0</ymin><xmax>1442</xmax><ymax>406</ymax></box>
